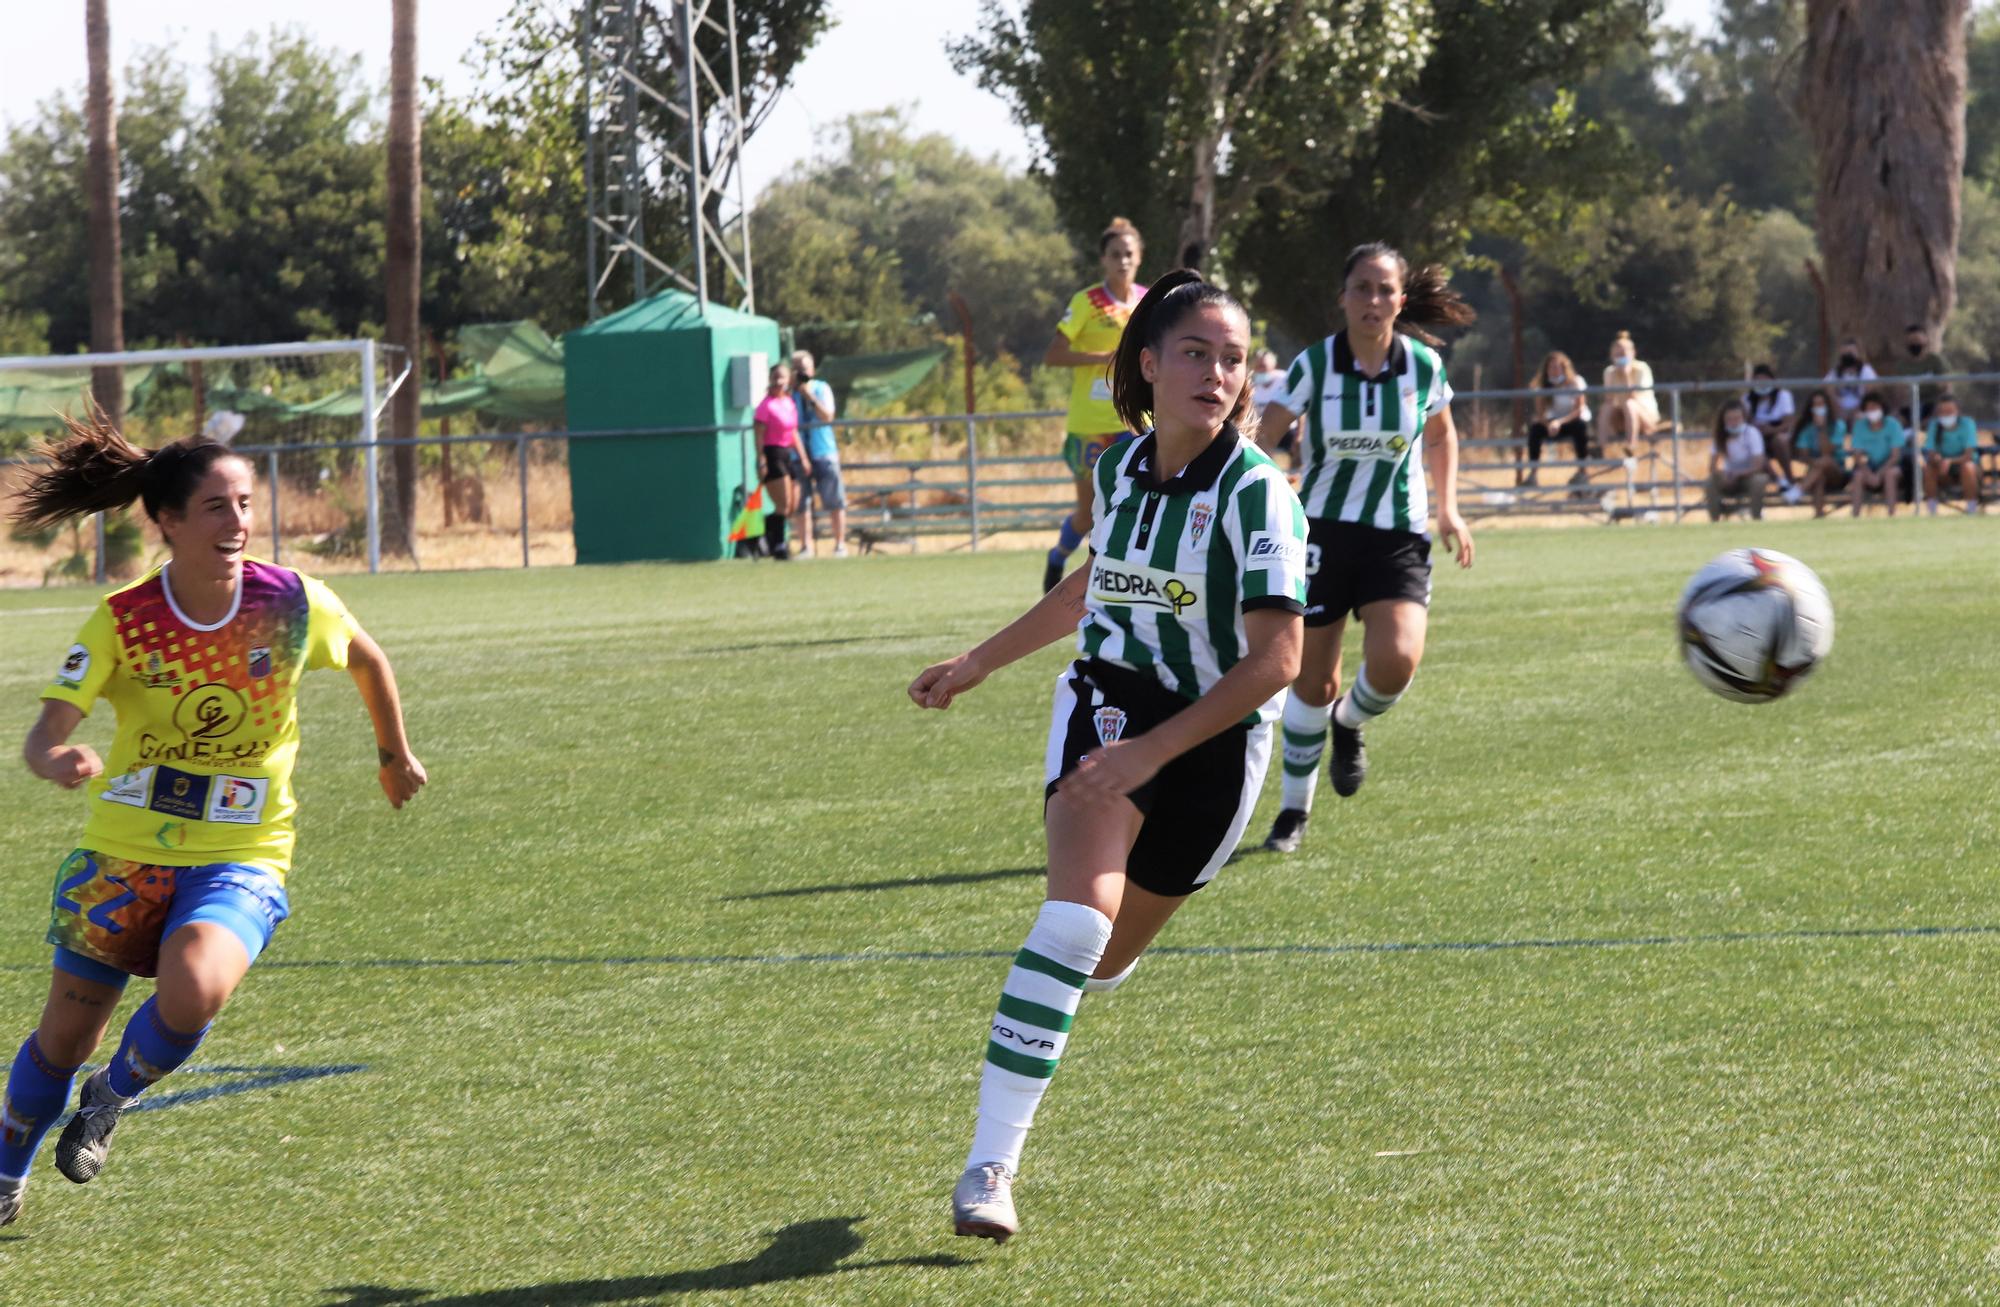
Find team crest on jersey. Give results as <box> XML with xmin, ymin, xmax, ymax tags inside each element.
<box><xmin>248</xmin><ymin>645</ymin><xmax>272</xmax><ymax>679</ymax></box>
<box><xmin>55</xmin><ymin>644</ymin><xmax>89</xmax><ymax>689</ymax></box>
<box><xmin>1092</xmin><ymin>706</ymin><xmax>1128</xmax><ymax>745</ymax></box>
<box><xmin>1189</xmin><ymin>501</ymin><xmax>1214</xmax><ymax>545</ymax></box>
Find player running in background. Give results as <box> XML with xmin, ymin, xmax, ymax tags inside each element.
<box><xmin>1041</xmin><ymin>217</ymin><xmax>1147</xmax><ymax>592</ymax></box>
<box><xmin>1255</xmin><ymin>243</ymin><xmax>1476</xmax><ymax>855</ymax></box>
<box><xmin>911</xmin><ymin>271</ymin><xmax>1308</xmax><ymax>1242</ymax></box>
<box><xmin>0</xmin><ymin>423</ymin><xmax>426</xmax><ymax>1226</ymax></box>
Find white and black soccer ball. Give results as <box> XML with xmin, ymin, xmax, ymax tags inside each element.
<box><xmin>1676</xmin><ymin>548</ymin><xmax>1834</xmax><ymax>703</ymax></box>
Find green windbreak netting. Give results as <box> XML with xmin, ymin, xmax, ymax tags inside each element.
<box><xmin>0</xmin><ymin>366</ymin><xmax>162</xmax><ymax>434</ymax></box>
<box><xmin>818</xmin><ymin>346</ymin><xmax>948</xmax><ymax>411</ymax></box>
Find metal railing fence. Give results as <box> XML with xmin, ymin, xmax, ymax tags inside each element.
<box><xmin>4</xmin><ymin>370</ymin><xmax>1995</xmax><ymax>582</ymax></box>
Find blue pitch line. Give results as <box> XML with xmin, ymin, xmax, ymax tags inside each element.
<box><xmin>216</xmin><ymin>921</ymin><xmax>2000</xmax><ymax>973</ymax></box>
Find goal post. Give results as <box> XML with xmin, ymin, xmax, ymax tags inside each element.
<box><xmin>0</xmin><ymin>339</ymin><xmax>411</xmax><ymax>580</ymax></box>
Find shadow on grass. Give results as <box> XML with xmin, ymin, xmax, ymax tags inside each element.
<box><xmin>321</xmin><ymin>1217</ymin><xmax>969</xmax><ymax>1304</ymax></box>
<box><xmin>721</xmin><ymin>866</ymin><xmax>1042</xmax><ymax>902</ymax></box>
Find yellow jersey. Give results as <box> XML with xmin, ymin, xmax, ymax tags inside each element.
<box><xmin>1056</xmin><ymin>283</ymin><xmax>1144</xmax><ymax>435</ymax></box>
<box><xmin>40</xmin><ymin>559</ymin><xmax>359</xmax><ymax>879</ymax></box>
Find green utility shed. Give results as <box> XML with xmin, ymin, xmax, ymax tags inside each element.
<box><xmin>564</xmin><ymin>290</ymin><xmax>781</xmax><ymax>563</ymax></box>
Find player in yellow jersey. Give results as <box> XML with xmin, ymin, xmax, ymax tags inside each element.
<box><xmin>0</xmin><ymin>421</ymin><xmax>426</xmax><ymax>1226</ymax></box>
<box><xmin>1041</xmin><ymin>216</ymin><xmax>1146</xmax><ymax>592</ymax></box>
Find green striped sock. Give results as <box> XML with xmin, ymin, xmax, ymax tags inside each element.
<box><xmin>967</xmin><ymin>900</ymin><xmax>1112</xmax><ymax>1173</ymax></box>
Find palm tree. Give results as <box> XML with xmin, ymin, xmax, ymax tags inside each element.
<box><xmin>386</xmin><ymin>0</ymin><xmax>422</xmax><ymax>556</ymax></box>
<box><xmin>85</xmin><ymin>0</ymin><xmax>123</xmax><ymax>427</ymax></box>
<box><xmin>1799</xmin><ymin>0</ymin><xmax>1970</xmax><ymax>360</ymax></box>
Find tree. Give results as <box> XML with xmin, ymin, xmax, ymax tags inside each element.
<box><xmin>387</xmin><ymin>0</ymin><xmax>422</xmax><ymax>555</ymax></box>
<box><xmin>751</xmin><ymin>113</ymin><xmax>1079</xmax><ymax>365</ymax></box>
<box><xmin>84</xmin><ymin>0</ymin><xmax>124</xmax><ymax>425</ymax></box>
<box><xmin>950</xmin><ymin>0</ymin><xmax>1433</xmax><ymax>281</ymax></box>
<box><xmin>1235</xmin><ymin>0</ymin><xmax>1650</xmax><ymax>342</ymax></box>
<box><xmin>1798</xmin><ymin>0</ymin><xmax>1971</xmax><ymax>360</ymax></box>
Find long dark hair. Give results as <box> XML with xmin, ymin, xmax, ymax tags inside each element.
<box><xmin>11</xmin><ymin>415</ymin><xmax>244</xmax><ymax>532</ymax></box>
<box><xmin>1342</xmin><ymin>242</ymin><xmax>1476</xmax><ymax>347</ymax></box>
<box><xmin>1110</xmin><ymin>268</ymin><xmax>1252</xmax><ymax>434</ymax></box>
<box><xmin>1711</xmin><ymin>398</ymin><xmax>1748</xmax><ymax>450</ymax></box>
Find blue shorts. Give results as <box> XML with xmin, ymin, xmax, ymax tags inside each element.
<box><xmin>48</xmin><ymin>850</ymin><xmax>290</xmax><ymax>986</ymax></box>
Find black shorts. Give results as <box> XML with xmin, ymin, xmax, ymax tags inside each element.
<box><xmin>1042</xmin><ymin>659</ymin><xmax>1271</xmax><ymax>897</ymax></box>
<box><xmin>1304</xmin><ymin>519</ymin><xmax>1431</xmax><ymax>627</ymax></box>
<box><xmin>761</xmin><ymin>445</ymin><xmax>805</xmax><ymax>483</ymax></box>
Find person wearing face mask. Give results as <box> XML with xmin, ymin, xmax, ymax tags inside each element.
<box><xmin>1923</xmin><ymin>391</ymin><xmax>1982</xmax><ymax>515</ymax></box>
<box><xmin>1823</xmin><ymin>339</ymin><xmax>1876</xmax><ymax>419</ymax></box>
<box><xmin>1792</xmin><ymin>388</ymin><xmax>1850</xmax><ymax>518</ymax></box>
<box><xmin>1524</xmin><ymin>350</ymin><xmax>1589</xmax><ymax>486</ymax></box>
<box><xmin>1705</xmin><ymin>399</ymin><xmax>1783</xmax><ymax>520</ymax></box>
<box><xmin>1598</xmin><ymin>331</ymin><xmax>1663</xmax><ymax>453</ymax></box>
<box><xmin>1846</xmin><ymin>390</ymin><xmax>1907</xmax><ymax>516</ymax></box>
<box><xmin>1743</xmin><ymin>363</ymin><xmax>1802</xmax><ymax>503</ymax></box>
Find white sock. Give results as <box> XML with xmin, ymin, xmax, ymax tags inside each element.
<box><xmin>1278</xmin><ymin>694</ymin><xmax>1332</xmax><ymax>813</ymax></box>
<box><xmin>966</xmin><ymin>899</ymin><xmax>1112</xmax><ymax>1175</ymax></box>
<box><xmin>1334</xmin><ymin>666</ymin><xmax>1404</xmax><ymax>730</ymax></box>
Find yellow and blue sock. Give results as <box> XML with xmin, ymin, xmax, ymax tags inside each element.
<box><xmin>1047</xmin><ymin>518</ymin><xmax>1085</xmax><ymax>568</ymax></box>
<box><xmin>0</xmin><ymin>1037</ymin><xmax>80</xmax><ymax>1182</ymax></box>
<box><xmin>105</xmin><ymin>997</ymin><xmax>207</xmax><ymax>1100</ymax></box>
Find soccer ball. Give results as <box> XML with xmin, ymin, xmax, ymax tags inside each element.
<box><xmin>1676</xmin><ymin>548</ymin><xmax>1834</xmax><ymax>703</ymax></box>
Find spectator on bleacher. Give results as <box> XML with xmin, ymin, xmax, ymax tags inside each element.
<box><xmin>1250</xmin><ymin>349</ymin><xmax>1297</xmax><ymax>468</ymax></box>
<box><xmin>1894</xmin><ymin>323</ymin><xmax>1950</xmax><ymax>419</ymax></box>
<box><xmin>1846</xmin><ymin>390</ymin><xmax>1906</xmax><ymax>516</ymax></box>
<box><xmin>1744</xmin><ymin>363</ymin><xmax>1803</xmax><ymax>503</ymax></box>
<box><xmin>1923</xmin><ymin>390</ymin><xmax>1981</xmax><ymax>515</ymax></box>
<box><xmin>1705</xmin><ymin>398</ymin><xmax>1781</xmax><ymax>521</ymax></box>
<box><xmin>1598</xmin><ymin>331</ymin><xmax>1663</xmax><ymax>453</ymax></box>
<box><xmin>1521</xmin><ymin>351</ymin><xmax>1589</xmax><ymax>487</ymax></box>
<box><xmin>1793</xmin><ymin>389</ymin><xmax>1849</xmax><ymax>518</ymax></box>
<box><xmin>1824</xmin><ymin>338</ymin><xmax>1876</xmax><ymax>419</ymax></box>
<box><xmin>754</xmin><ymin>362</ymin><xmax>811</xmax><ymax>559</ymax></box>
<box><xmin>790</xmin><ymin>351</ymin><xmax>845</xmax><ymax>558</ymax></box>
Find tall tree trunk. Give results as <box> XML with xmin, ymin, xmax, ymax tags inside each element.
<box><xmin>386</xmin><ymin>0</ymin><xmax>422</xmax><ymax>557</ymax></box>
<box><xmin>1799</xmin><ymin>0</ymin><xmax>1968</xmax><ymax>361</ymax></box>
<box><xmin>84</xmin><ymin>0</ymin><xmax>123</xmax><ymax>428</ymax></box>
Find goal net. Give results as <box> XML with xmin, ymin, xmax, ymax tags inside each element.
<box><xmin>0</xmin><ymin>340</ymin><xmax>410</xmax><ymax>586</ymax></box>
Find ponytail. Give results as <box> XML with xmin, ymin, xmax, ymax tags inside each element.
<box><xmin>11</xmin><ymin>415</ymin><xmax>241</xmax><ymax>532</ymax></box>
<box><xmin>1342</xmin><ymin>242</ymin><xmax>1476</xmax><ymax>348</ymax></box>
<box><xmin>1110</xmin><ymin>268</ymin><xmax>1253</xmax><ymax>434</ymax></box>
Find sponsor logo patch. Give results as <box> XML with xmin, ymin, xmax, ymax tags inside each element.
<box><xmin>55</xmin><ymin>644</ymin><xmax>90</xmax><ymax>689</ymax></box>
<box><xmin>205</xmin><ymin>775</ymin><xmax>269</xmax><ymax>825</ymax></box>
<box><xmin>1246</xmin><ymin>531</ymin><xmax>1306</xmax><ymax>569</ymax></box>
<box><xmin>150</xmin><ymin>767</ymin><xmax>212</xmax><ymax>821</ymax></box>
<box><xmin>1092</xmin><ymin>706</ymin><xmax>1128</xmax><ymax>745</ymax></box>
<box><xmin>1087</xmin><ymin>560</ymin><xmax>1204</xmax><ymax>618</ymax></box>
<box><xmin>100</xmin><ymin>767</ymin><xmax>155</xmax><ymax>809</ymax></box>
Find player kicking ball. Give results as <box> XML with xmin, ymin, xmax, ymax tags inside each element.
<box><xmin>0</xmin><ymin>420</ymin><xmax>425</xmax><ymax>1225</ymax></box>
<box><xmin>911</xmin><ymin>270</ymin><xmax>1308</xmax><ymax>1241</ymax></box>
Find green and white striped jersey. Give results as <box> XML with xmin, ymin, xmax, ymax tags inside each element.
<box><xmin>1080</xmin><ymin>426</ymin><xmax>1309</xmax><ymax>723</ymax></box>
<box><xmin>1278</xmin><ymin>331</ymin><xmax>1452</xmax><ymax>534</ymax></box>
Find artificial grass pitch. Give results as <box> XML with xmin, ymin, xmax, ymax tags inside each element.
<box><xmin>0</xmin><ymin>516</ymin><xmax>1994</xmax><ymax>1303</ymax></box>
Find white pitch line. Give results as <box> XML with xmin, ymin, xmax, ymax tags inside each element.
<box><xmin>2</xmin><ymin>606</ymin><xmax>90</xmax><ymax>617</ymax></box>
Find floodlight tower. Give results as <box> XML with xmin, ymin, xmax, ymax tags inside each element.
<box><xmin>582</xmin><ymin>0</ymin><xmax>756</xmax><ymax>318</ymax></box>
